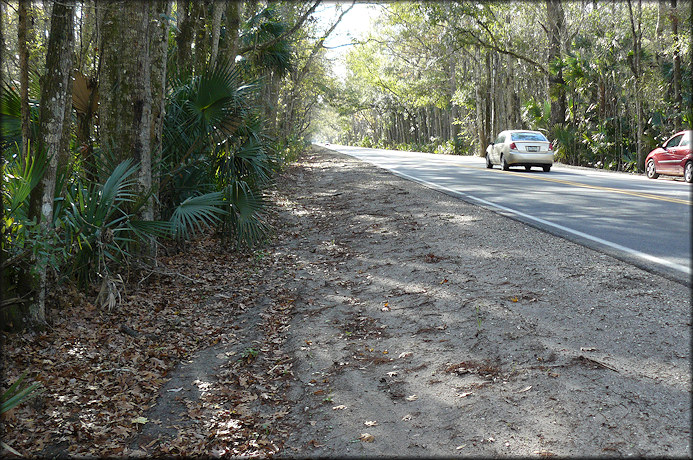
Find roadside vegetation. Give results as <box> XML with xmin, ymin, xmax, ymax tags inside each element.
<box><xmin>327</xmin><ymin>2</ymin><xmax>691</xmax><ymax>172</ymax></box>
<box><xmin>1</xmin><ymin>2</ymin><xmax>346</xmax><ymax>450</ymax></box>
<box><xmin>1</xmin><ymin>0</ymin><xmax>348</xmax><ymax>329</ymax></box>
<box><xmin>0</xmin><ymin>0</ymin><xmax>690</xmax><ymax>456</ymax></box>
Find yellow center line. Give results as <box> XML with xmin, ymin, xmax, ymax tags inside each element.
<box><xmin>454</xmin><ymin>163</ymin><xmax>692</xmax><ymax>206</ymax></box>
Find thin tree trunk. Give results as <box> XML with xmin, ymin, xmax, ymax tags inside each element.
<box><xmin>26</xmin><ymin>0</ymin><xmax>76</xmax><ymax>326</ymax></box>
<box><xmin>176</xmin><ymin>0</ymin><xmax>194</xmax><ymax>76</ymax></box>
<box><xmin>193</xmin><ymin>1</ymin><xmax>208</xmax><ymax>72</ymax></box>
<box><xmin>627</xmin><ymin>0</ymin><xmax>645</xmax><ymax>172</ymax></box>
<box><xmin>150</xmin><ymin>0</ymin><xmax>171</xmax><ymax>220</ymax></box>
<box><xmin>449</xmin><ymin>60</ymin><xmax>460</xmax><ymax>154</ymax></box>
<box><xmin>546</xmin><ymin>0</ymin><xmax>566</xmax><ymax>128</ymax></box>
<box><xmin>209</xmin><ymin>0</ymin><xmax>224</xmax><ymax>65</ymax></box>
<box><xmin>58</xmin><ymin>69</ymin><xmax>74</xmax><ymax>170</ymax></box>
<box><xmin>0</xmin><ymin>0</ymin><xmax>6</xmax><ymax>305</ymax></box>
<box><xmin>224</xmin><ymin>0</ymin><xmax>240</xmax><ymax>65</ymax></box>
<box><xmin>670</xmin><ymin>0</ymin><xmax>682</xmax><ymax>131</ymax></box>
<box><xmin>19</xmin><ymin>0</ymin><xmax>31</xmax><ymax>161</ymax></box>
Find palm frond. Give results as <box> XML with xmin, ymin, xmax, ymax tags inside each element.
<box><xmin>169</xmin><ymin>191</ymin><xmax>227</xmax><ymax>240</ymax></box>
<box><xmin>225</xmin><ymin>181</ymin><xmax>270</xmax><ymax>247</ymax></box>
<box><xmin>0</xmin><ymin>83</ymin><xmax>39</xmax><ymax>150</ymax></box>
<box><xmin>3</xmin><ymin>142</ymin><xmax>46</xmax><ymax>217</ymax></box>
<box><xmin>129</xmin><ymin>220</ymin><xmax>174</xmax><ymax>239</ymax></box>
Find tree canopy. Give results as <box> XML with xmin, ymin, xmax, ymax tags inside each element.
<box><xmin>329</xmin><ymin>1</ymin><xmax>691</xmax><ymax>169</ymax></box>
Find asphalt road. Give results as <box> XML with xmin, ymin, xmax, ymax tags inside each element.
<box><xmin>322</xmin><ymin>144</ymin><xmax>691</xmax><ymax>285</ymax></box>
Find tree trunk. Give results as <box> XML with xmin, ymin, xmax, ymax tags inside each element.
<box><xmin>150</xmin><ymin>0</ymin><xmax>171</xmax><ymax>220</ymax></box>
<box><xmin>19</xmin><ymin>0</ymin><xmax>31</xmax><ymax>161</ymax></box>
<box><xmin>670</xmin><ymin>0</ymin><xmax>682</xmax><ymax>131</ymax></box>
<box><xmin>58</xmin><ymin>70</ymin><xmax>74</xmax><ymax>170</ymax></box>
<box><xmin>99</xmin><ymin>0</ymin><xmax>153</xmax><ymax>219</ymax></box>
<box><xmin>0</xmin><ymin>0</ymin><xmax>5</xmax><ymax>305</ymax></box>
<box><xmin>546</xmin><ymin>0</ymin><xmax>566</xmax><ymax>128</ymax></box>
<box><xmin>26</xmin><ymin>0</ymin><xmax>75</xmax><ymax>326</ymax></box>
<box><xmin>176</xmin><ymin>0</ymin><xmax>195</xmax><ymax>76</ymax></box>
<box><xmin>209</xmin><ymin>0</ymin><xmax>224</xmax><ymax>65</ymax></box>
<box><xmin>627</xmin><ymin>0</ymin><xmax>645</xmax><ymax>172</ymax></box>
<box><xmin>224</xmin><ymin>0</ymin><xmax>241</xmax><ymax>65</ymax></box>
<box><xmin>193</xmin><ymin>1</ymin><xmax>208</xmax><ymax>73</ymax></box>
<box><xmin>449</xmin><ymin>60</ymin><xmax>460</xmax><ymax>154</ymax></box>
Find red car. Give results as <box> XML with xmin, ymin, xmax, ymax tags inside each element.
<box><xmin>645</xmin><ymin>130</ymin><xmax>692</xmax><ymax>183</ymax></box>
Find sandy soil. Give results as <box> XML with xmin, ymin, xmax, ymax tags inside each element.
<box><xmin>135</xmin><ymin>146</ymin><xmax>691</xmax><ymax>457</ymax></box>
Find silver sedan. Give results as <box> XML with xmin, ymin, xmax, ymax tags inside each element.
<box><xmin>486</xmin><ymin>130</ymin><xmax>554</xmax><ymax>172</ymax></box>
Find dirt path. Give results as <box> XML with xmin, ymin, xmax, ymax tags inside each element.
<box><xmin>136</xmin><ymin>146</ymin><xmax>691</xmax><ymax>457</ymax></box>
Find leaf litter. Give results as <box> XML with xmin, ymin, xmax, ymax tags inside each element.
<box><xmin>2</xmin><ymin>147</ymin><xmax>691</xmax><ymax>458</ymax></box>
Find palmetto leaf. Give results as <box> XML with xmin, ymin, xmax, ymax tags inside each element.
<box><xmin>169</xmin><ymin>191</ymin><xmax>226</xmax><ymax>239</ymax></box>
<box><xmin>100</xmin><ymin>159</ymin><xmax>139</xmax><ymax>209</ymax></box>
<box><xmin>1</xmin><ymin>372</ymin><xmax>43</xmax><ymax>414</ymax></box>
<box><xmin>130</xmin><ymin>220</ymin><xmax>174</xmax><ymax>239</ymax></box>
<box><xmin>160</xmin><ymin>57</ymin><xmax>276</xmax><ymax>248</ymax></box>
<box><xmin>226</xmin><ymin>181</ymin><xmax>270</xmax><ymax>246</ymax></box>
<box><xmin>3</xmin><ymin>142</ymin><xmax>46</xmax><ymax>217</ymax></box>
<box><xmin>60</xmin><ymin>159</ymin><xmax>142</xmax><ymax>286</ymax></box>
<box><xmin>0</xmin><ymin>82</ymin><xmax>40</xmax><ymax>150</ymax></box>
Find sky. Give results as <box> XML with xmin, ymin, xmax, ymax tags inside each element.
<box><xmin>314</xmin><ymin>2</ymin><xmax>382</xmax><ymax>79</ymax></box>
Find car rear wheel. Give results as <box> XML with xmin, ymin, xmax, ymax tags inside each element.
<box><xmin>646</xmin><ymin>159</ymin><xmax>659</xmax><ymax>179</ymax></box>
<box><xmin>542</xmin><ymin>165</ymin><xmax>551</xmax><ymax>172</ymax></box>
<box><xmin>524</xmin><ymin>165</ymin><xmax>531</xmax><ymax>171</ymax></box>
<box><xmin>685</xmin><ymin>161</ymin><xmax>693</xmax><ymax>183</ymax></box>
<box><xmin>501</xmin><ymin>156</ymin><xmax>509</xmax><ymax>171</ymax></box>
<box><xmin>486</xmin><ymin>154</ymin><xmax>493</xmax><ymax>169</ymax></box>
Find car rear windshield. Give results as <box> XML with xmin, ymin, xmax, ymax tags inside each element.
<box><xmin>511</xmin><ymin>132</ymin><xmax>547</xmax><ymax>142</ymax></box>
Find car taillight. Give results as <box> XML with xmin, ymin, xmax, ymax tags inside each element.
<box><xmin>509</xmin><ymin>142</ymin><xmax>517</xmax><ymax>150</ymax></box>
<box><xmin>549</xmin><ymin>143</ymin><xmax>553</xmax><ymax>150</ymax></box>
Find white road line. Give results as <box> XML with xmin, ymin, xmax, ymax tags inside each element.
<box><xmin>367</xmin><ymin>162</ymin><xmax>692</xmax><ymax>276</ymax></box>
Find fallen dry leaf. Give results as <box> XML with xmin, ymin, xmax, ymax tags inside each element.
<box><xmin>405</xmin><ymin>394</ymin><xmax>419</xmax><ymax>401</ymax></box>
<box><xmin>332</xmin><ymin>405</ymin><xmax>347</xmax><ymax>410</ymax></box>
<box><xmin>359</xmin><ymin>433</ymin><xmax>375</xmax><ymax>442</ymax></box>
<box><xmin>364</xmin><ymin>421</ymin><xmax>378</xmax><ymax>426</ymax></box>
<box><xmin>402</xmin><ymin>414</ymin><xmax>413</xmax><ymax>421</ymax></box>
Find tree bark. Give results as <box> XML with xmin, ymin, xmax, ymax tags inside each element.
<box><xmin>192</xmin><ymin>1</ymin><xmax>208</xmax><ymax>73</ymax></box>
<box><xmin>176</xmin><ymin>0</ymin><xmax>195</xmax><ymax>76</ymax></box>
<box><xmin>449</xmin><ymin>60</ymin><xmax>460</xmax><ymax>154</ymax></box>
<box><xmin>627</xmin><ymin>0</ymin><xmax>645</xmax><ymax>172</ymax></box>
<box><xmin>224</xmin><ymin>0</ymin><xmax>241</xmax><ymax>65</ymax></box>
<box><xmin>26</xmin><ymin>0</ymin><xmax>76</xmax><ymax>326</ymax></box>
<box><xmin>546</xmin><ymin>0</ymin><xmax>566</xmax><ymax>128</ymax></box>
<box><xmin>150</xmin><ymin>0</ymin><xmax>171</xmax><ymax>220</ymax></box>
<box><xmin>19</xmin><ymin>0</ymin><xmax>31</xmax><ymax>161</ymax></box>
<box><xmin>99</xmin><ymin>0</ymin><xmax>153</xmax><ymax>219</ymax></box>
<box><xmin>209</xmin><ymin>0</ymin><xmax>224</xmax><ymax>65</ymax></box>
<box><xmin>0</xmin><ymin>0</ymin><xmax>5</xmax><ymax>304</ymax></box>
<box><xmin>670</xmin><ymin>0</ymin><xmax>682</xmax><ymax>131</ymax></box>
